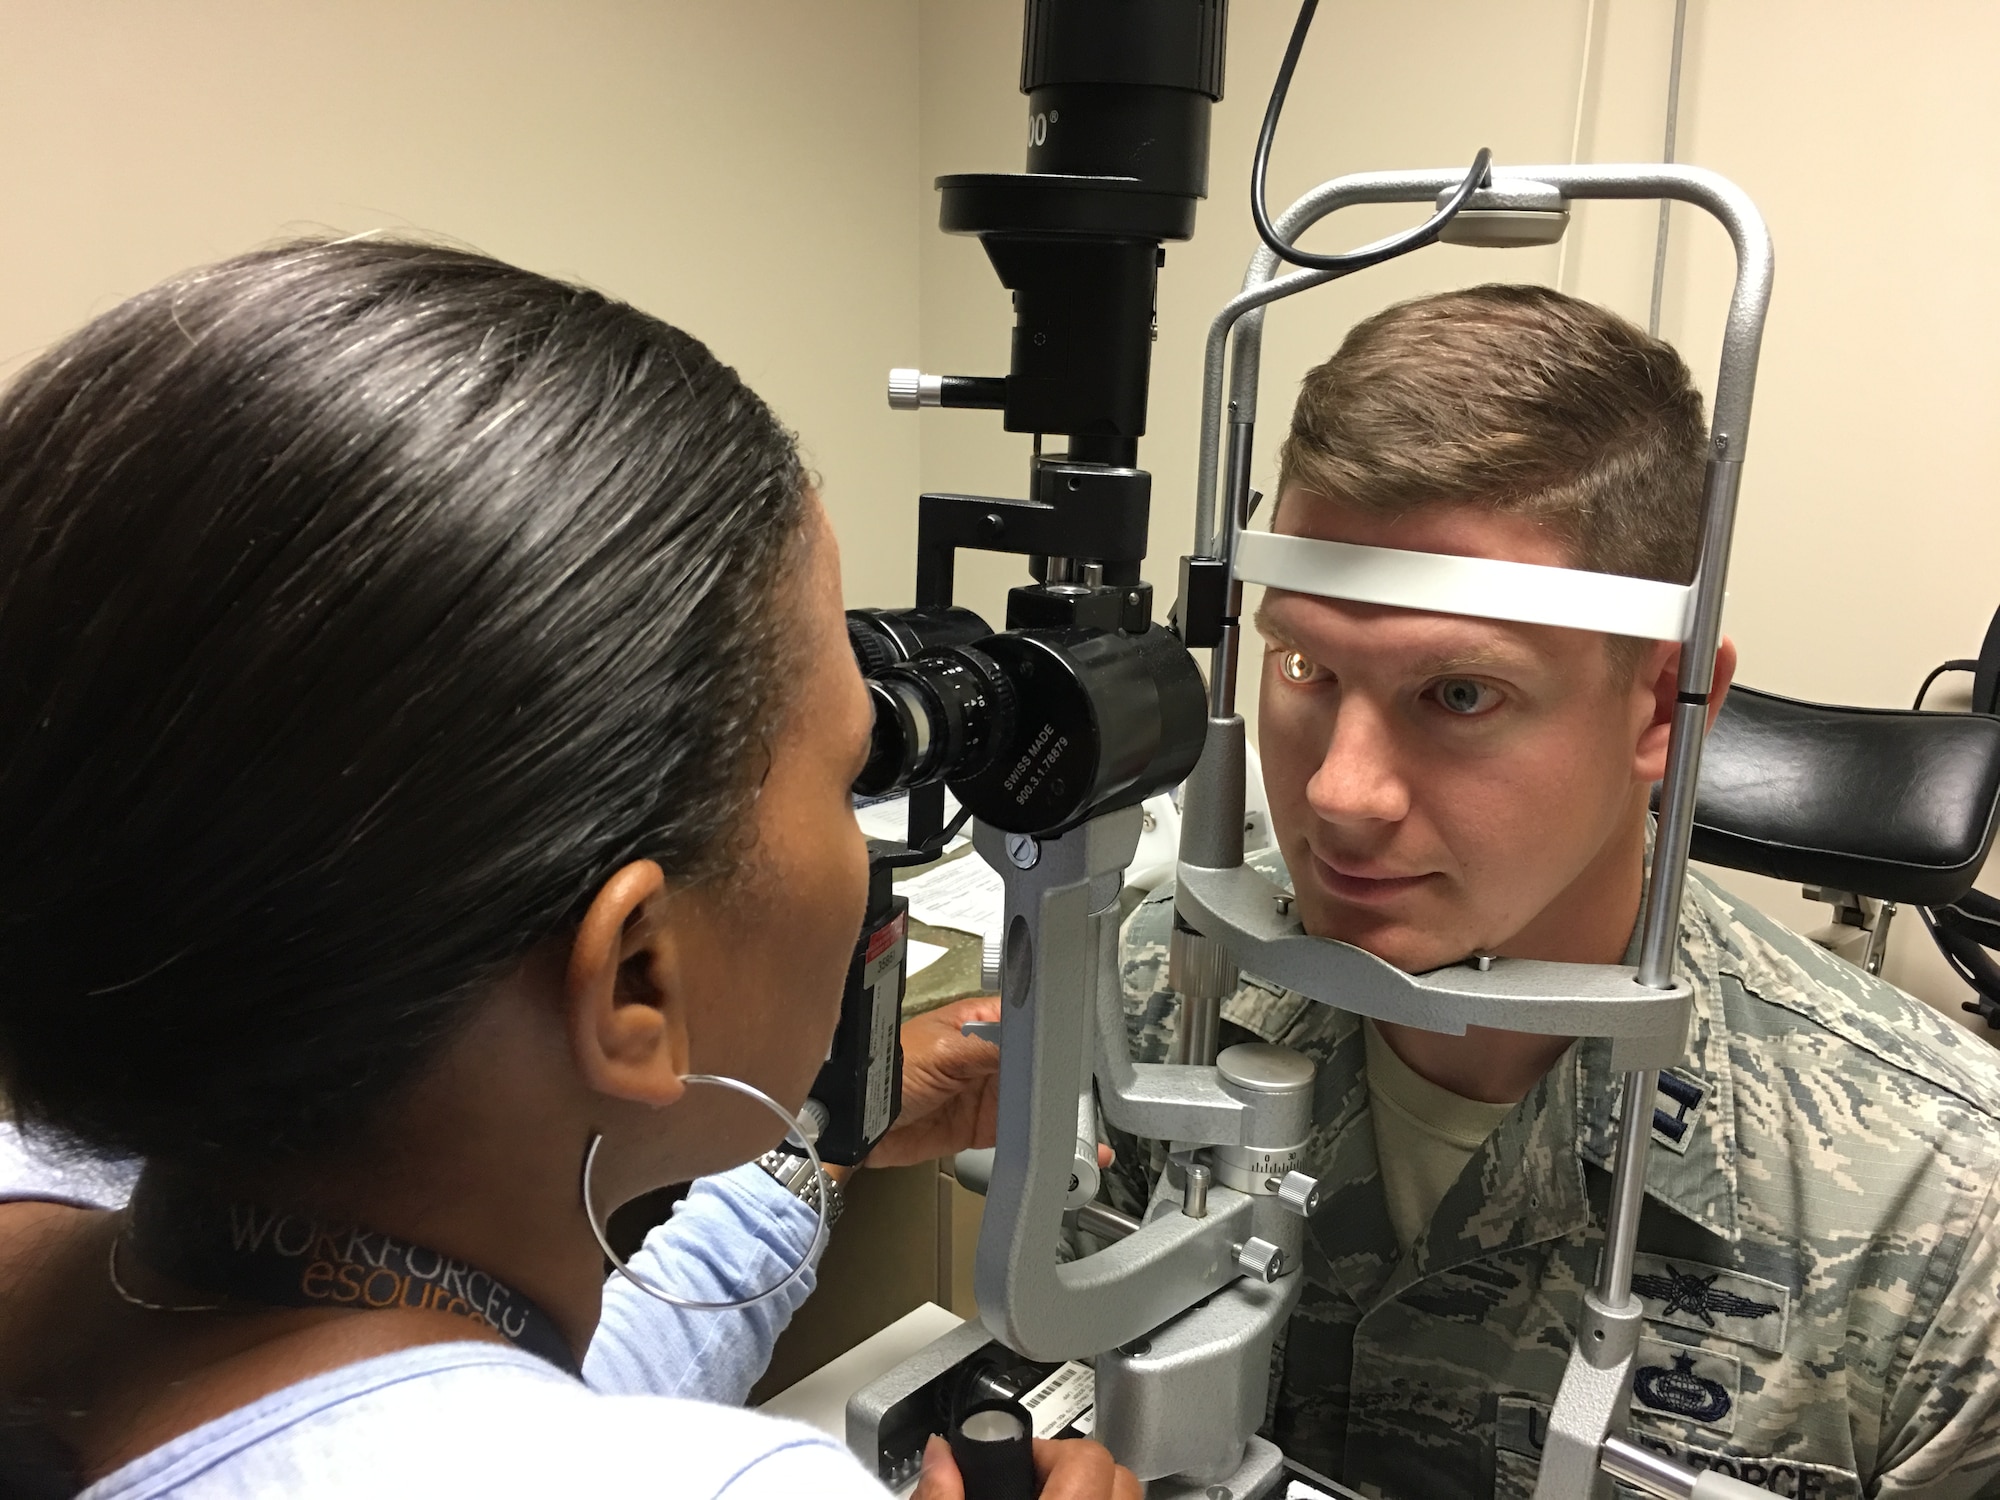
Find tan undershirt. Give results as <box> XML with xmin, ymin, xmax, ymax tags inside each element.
<box><xmin>1364</xmin><ymin>1020</ymin><xmax>1517</xmax><ymax>1255</ymax></box>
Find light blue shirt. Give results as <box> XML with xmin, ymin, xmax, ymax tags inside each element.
<box><xmin>0</xmin><ymin>1124</ymin><xmax>887</xmax><ymax>1497</ymax></box>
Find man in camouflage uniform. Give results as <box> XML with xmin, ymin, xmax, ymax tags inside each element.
<box><xmin>1103</xmin><ymin>287</ymin><xmax>2000</xmax><ymax>1500</ymax></box>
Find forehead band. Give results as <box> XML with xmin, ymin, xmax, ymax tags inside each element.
<box><xmin>1231</xmin><ymin>531</ymin><xmax>1691</xmax><ymax>642</ymax></box>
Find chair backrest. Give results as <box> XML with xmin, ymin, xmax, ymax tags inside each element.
<box><xmin>1687</xmin><ymin>686</ymin><xmax>2000</xmax><ymax>907</ymax></box>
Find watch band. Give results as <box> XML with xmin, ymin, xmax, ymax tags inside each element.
<box><xmin>755</xmin><ymin>1148</ymin><xmax>845</xmax><ymax>1231</ymax></box>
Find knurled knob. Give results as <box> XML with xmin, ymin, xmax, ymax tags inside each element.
<box><xmin>887</xmin><ymin>368</ymin><xmax>943</xmax><ymax>409</ymax></box>
<box><xmin>797</xmin><ymin>1097</ymin><xmax>830</xmax><ymax>1146</ymax></box>
<box><xmin>1234</xmin><ymin>1236</ymin><xmax>1285</xmax><ymax>1283</ymax></box>
<box><xmin>1276</xmin><ymin>1170</ymin><xmax>1321</xmax><ymax>1218</ymax></box>
<box><xmin>981</xmin><ymin>932</ymin><xmax>1001</xmax><ymax>992</ymax></box>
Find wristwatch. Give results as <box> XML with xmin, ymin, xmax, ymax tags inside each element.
<box><xmin>756</xmin><ymin>1148</ymin><xmax>845</xmax><ymax>1230</ymax></box>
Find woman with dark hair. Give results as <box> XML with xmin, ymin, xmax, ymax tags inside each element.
<box><xmin>0</xmin><ymin>240</ymin><xmax>1136</xmax><ymax>1499</ymax></box>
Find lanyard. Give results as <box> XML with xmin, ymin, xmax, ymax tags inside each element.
<box><xmin>124</xmin><ymin>1179</ymin><xmax>581</xmax><ymax>1378</ymax></box>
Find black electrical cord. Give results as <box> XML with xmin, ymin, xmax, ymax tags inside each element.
<box><xmin>877</xmin><ymin>801</ymin><xmax>975</xmax><ymax>871</ymax></box>
<box><xmin>1251</xmin><ymin>0</ymin><xmax>1493</xmax><ymax>274</ymax></box>
<box><xmin>1914</xmin><ymin>658</ymin><xmax>1978</xmax><ymax>711</ymax></box>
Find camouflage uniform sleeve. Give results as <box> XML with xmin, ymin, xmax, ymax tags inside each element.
<box><xmin>1873</xmin><ymin>1175</ymin><xmax>2000</xmax><ymax>1499</ymax></box>
<box><xmin>1097</xmin><ymin>880</ymin><xmax>1181</xmax><ymax>1219</ymax></box>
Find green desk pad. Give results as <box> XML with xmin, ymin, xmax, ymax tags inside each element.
<box><xmin>896</xmin><ymin>845</ymin><xmax>990</xmax><ymax>1016</ymax></box>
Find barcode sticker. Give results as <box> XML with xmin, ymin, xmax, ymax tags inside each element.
<box><xmin>860</xmin><ymin>914</ymin><xmax>907</xmax><ymax>1142</ymax></box>
<box><xmin>1019</xmin><ymin>1360</ymin><xmax>1095</xmax><ymax>1439</ymax></box>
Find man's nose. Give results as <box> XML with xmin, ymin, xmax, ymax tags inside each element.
<box><xmin>1304</xmin><ymin>698</ymin><xmax>1412</xmax><ymax>826</ymax></box>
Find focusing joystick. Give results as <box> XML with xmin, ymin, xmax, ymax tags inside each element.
<box><xmin>950</xmin><ymin>1400</ymin><xmax>1038</xmax><ymax>1500</ymax></box>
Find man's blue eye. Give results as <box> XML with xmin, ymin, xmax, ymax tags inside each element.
<box><xmin>1436</xmin><ymin>679</ymin><xmax>1491</xmax><ymax>715</ymax></box>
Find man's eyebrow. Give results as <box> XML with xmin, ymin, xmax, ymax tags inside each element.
<box><xmin>1403</xmin><ymin>646</ymin><xmax>1532</xmax><ymax>679</ymax></box>
<box><xmin>1250</xmin><ymin>597</ymin><xmax>1296</xmax><ymax>648</ymax></box>
<box><xmin>1251</xmin><ymin>597</ymin><xmax>1534</xmax><ymax>678</ymax></box>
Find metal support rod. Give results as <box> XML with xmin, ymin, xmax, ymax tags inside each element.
<box><xmin>1603</xmin><ymin>1434</ymin><xmax>1698</xmax><ymax>1500</ymax></box>
<box><xmin>1595</xmin><ymin>1068</ymin><xmax>1657</xmax><ymax>1305</ymax></box>
<box><xmin>1208</xmin><ymin>412</ymin><xmax>1257</xmax><ymax>718</ymax></box>
<box><xmin>1078</xmin><ymin>1200</ymin><xmax>1143</xmax><ymax>1243</ymax></box>
<box><xmin>1208</xmin><ymin>623</ymin><xmax>1241</xmax><ymax>724</ymax></box>
<box><xmin>1648</xmin><ymin>0</ymin><xmax>1692</xmax><ymax>338</ymax></box>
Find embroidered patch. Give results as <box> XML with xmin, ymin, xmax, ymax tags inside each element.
<box><xmin>1632</xmin><ymin>1254</ymin><xmax>1791</xmax><ymax>1353</ymax></box>
<box><xmin>1632</xmin><ymin>1338</ymin><xmax>1740</xmax><ymax>1433</ymax></box>
<box><xmin>1505</xmin><ymin>1393</ymin><xmax>1858</xmax><ymax>1498</ymax></box>
<box><xmin>1610</xmin><ymin>1433</ymin><xmax>1854</xmax><ymax>1499</ymax></box>
<box><xmin>1650</xmin><ymin>1069</ymin><xmax>1706</xmax><ymax>1154</ymax></box>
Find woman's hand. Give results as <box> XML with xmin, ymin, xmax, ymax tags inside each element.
<box><xmin>862</xmin><ymin>994</ymin><xmax>1116</xmax><ymax>1172</ymax></box>
<box><xmin>912</xmin><ymin>1433</ymin><xmax>1142</xmax><ymax>1500</ymax></box>
<box><xmin>865</xmin><ymin>996</ymin><xmax>1003</xmax><ymax>1169</ymax></box>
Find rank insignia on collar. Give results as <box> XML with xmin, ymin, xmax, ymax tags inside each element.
<box><xmin>1651</xmin><ymin>1069</ymin><xmax>1705</xmax><ymax>1155</ymax></box>
<box><xmin>1631</xmin><ymin>1254</ymin><xmax>1791</xmax><ymax>1354</ymax></box>
<box><xmin>1635</xmin><ymin>1351</ymin><xmax>1733</xmax><ymax>1425</ymax></box>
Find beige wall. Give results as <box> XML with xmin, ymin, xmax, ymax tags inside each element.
<box><xmin>915</xmin><ymin>0</ymin><xmax>2000</xmax><ymax>1030</ymax></box>
<box><xmin>0</xmin><ymin>0</ymin><xmax>924</xmax><ymax>612</ymax></box>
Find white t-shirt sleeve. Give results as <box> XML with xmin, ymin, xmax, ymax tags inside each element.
<box><xmin>583</xmin><ymin>1161</ymin><xmax>826</xmax><ymax>1404</ymax></box>
<box><xmin>82</xmin><ymin>1348</ymin><xmax>893</xmax><ymax>1499</ymax></box>
<box><xmin>715</xmin><ymin>1433</ymin><xmax>895</xmax><ymax>1497</ymax></box>
<box><xmin>0</xmin><ymin>1120</ymin><xmax>139</xmax><ymax>1208</ymax></box>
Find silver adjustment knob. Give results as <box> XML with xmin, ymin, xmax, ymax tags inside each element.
<box><xmin>796</xmin><ymin>1097</ymin><xmax>830</xmax><ymax>1146</ymax></box>
<box><xmin>981</xmin><ymin>932</ymin><xmax>1001</xmax><ymax>992</ymax></box>
<box><xmin>887</xmin><ymin>368</ymin><xmax>944</xmax><ymax>410</ymax></box>
<box><xmin>1276</xmin><ymin>1170</ymin><xmax>1321</xmax><ymax>1218</ymax></box>
<box><xmin>1234</xmin><ymin>1236</ymin><xmax>1285</xmax><ymax>1283</ymax></box>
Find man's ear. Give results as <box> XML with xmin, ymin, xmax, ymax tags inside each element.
<box><xmin>1633</xmin><ymin>635</ymin><xmax>1739</xmax><ymax>784</ymax></box>
<box><xmin>565</xmin><ymin>859</ymin><xmax>690</xmax><ymax>1108</ymax></box>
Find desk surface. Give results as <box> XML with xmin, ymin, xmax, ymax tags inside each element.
<box><xmin>759</xmin><ymin>1300</ymin><xmax>965</xmax><ymax>1440</ymax></box>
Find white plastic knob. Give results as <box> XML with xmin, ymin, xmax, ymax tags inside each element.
<box><xmin>981</xmin><ymin>932</ymin><xmax>1001</xmax><ymax>992</ymax></box>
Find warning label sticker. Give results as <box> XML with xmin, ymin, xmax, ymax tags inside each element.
<box><xmin>860</xmin><ymin>912</ymin><xmax>906</xmax><ymax>1142</ymax></box>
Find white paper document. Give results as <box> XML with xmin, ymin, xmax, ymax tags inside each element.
<box><xmin>895</xmin><ymin>854</ymin><xmax>1004</xmax><ymax>942</ymax></box>
<box><xmin>854</xmin><ymin>789</ymin><xmax>970</xmax><ymax>851</ymax></box>
<box><xmin>904</xmin><ymin>937</ymin><xmax>948</xmax><ymax>977</ymax></box>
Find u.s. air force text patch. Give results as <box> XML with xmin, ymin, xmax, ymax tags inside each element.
<box><xmin>1631</xmin><ymin>1253</ymin><xmax>1789</xmax><ymax>1353</ymax></box>
<box><xmin>1498</xmin><ymin>1396</ymin><xmax>1859</xmax><ymax>1499</ymax></box>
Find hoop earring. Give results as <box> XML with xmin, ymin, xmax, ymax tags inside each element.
<box><xmin>581</xmin><ymin>1073</ymin><xmax>830</xmax><ymax>1312</ymax></box>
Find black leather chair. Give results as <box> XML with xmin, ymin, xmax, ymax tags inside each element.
<box><xmin>1689</xmin><ymin>686</ymin><xmax>2000</xmax><ymax>908</ymax></box>
<box><xmin>1683</xmin><ymin>683</ymin><xmax>2000</xmax><ymax>1025</ymax></box>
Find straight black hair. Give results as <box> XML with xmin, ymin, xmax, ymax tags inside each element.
<box><xmin>0</xmin><ymin>238</ymin><xmax>809</xmax><ymax>1169</ymax></box>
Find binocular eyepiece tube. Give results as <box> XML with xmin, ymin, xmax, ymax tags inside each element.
<box><xmin>847</xmin><ymin>606</ymin><xmax>1207</xmax><ymax>838</ymax></box>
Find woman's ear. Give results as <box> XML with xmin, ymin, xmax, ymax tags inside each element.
<box><xmin>1632</xmin><ymin>635</ymin><xmax>1739</xmax><ymax>785</ymax></box>
<box><xmin>565</xmin><ymin>859</ymin><xmax>691</xmax><ymax>1108</ymax></box>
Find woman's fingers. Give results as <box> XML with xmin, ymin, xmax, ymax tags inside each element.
<box><xmin>1029</xmin><ymin>1437</ymin><xmax>1140</xmax><ymax>1500</ymax></box>
<box><xmin>912</xmin><ymin>1431</ymin><xmax>1135</xmax><ymax>1500</ymax></box>
<box><xmin>911</xmin><ymin>1434</ymin><xmax>965</xmax><ymax>1500</ymax></box>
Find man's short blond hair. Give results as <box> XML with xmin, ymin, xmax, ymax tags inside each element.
<box><xmin>1278</xmin><ymin>284</ymin><xmax>1708</xmax><ymax>592</ymax></box>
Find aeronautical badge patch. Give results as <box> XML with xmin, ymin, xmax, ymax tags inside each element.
<box><xmin>1631</xmin><ymin>1254</ymin><xmax>1790</xmax><ymax>1353</ymax></box>
<box><xmin>1632</xmin><ymin>1338</ymin><xmax>1740</xmax><ymax>1433</ymax></box>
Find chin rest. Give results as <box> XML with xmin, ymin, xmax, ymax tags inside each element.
<box><xmin>1685</xmin><ymin>686</ymin><xmax>2000</xmax><ymax>907</ymax></box>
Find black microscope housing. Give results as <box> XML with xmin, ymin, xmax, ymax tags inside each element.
<box><xmin>852</xmin><ymin>0</ymin><xmax>1226</xmax><ymax>843</ymax></box>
